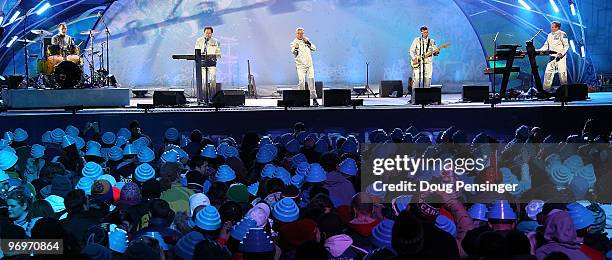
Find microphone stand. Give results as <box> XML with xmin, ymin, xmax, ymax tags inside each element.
<box><xmin>203</xmin><ymin>37</ymin><xmax>210</xmax><ymax>105</ymax></box>
<box><xmin>491</xmin><ymin>32</ymin><xmax>500</xmax><ymax>108</ymax></box>
<box><xmin>99</xmin><ymin>14</ymin><xmax>111</xmax><ymax>87</ymax></box>
<box><xmin>22</xmin><ymin>12</ymin><xmax>31</xmax><ymax>88</ymax></box>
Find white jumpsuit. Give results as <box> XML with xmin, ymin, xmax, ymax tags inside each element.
<box><xmin>195</xmin><ymin>36</ymin><xmax>221</xmax><ymax>93</ymax></box>
<box><xmin>537</xmin><ymin>30</ymin><xmax>569</xmax><ymax>90</ymax></box>
<box><xmin>410</xmin><ymin>37</ymin><xmax>438</xmax><ymax>90</ymax></box>
<box><xmin>291</xmin><ymin>38</ymin><xmax>317</xmax><ymax>98</ymax></box>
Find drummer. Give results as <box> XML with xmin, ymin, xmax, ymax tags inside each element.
<box><xmin>51</xmin><ymin>23</ymin><xmax>76</xmax><ymax>54</ymax></box>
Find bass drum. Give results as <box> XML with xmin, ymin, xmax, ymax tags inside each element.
<box><xmin>53</xmin><ymin>61</ymin><xmax>82</xmax><ymax>89</ymax></box>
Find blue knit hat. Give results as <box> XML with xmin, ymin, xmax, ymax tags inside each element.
<box><xmin>85</xmin><ymin>146</ymin><xmax>102</xmax><ymax>158</ymax></box>
<box><xmin>296</xmin><ymin>162</ymin><xmax>309</xmax><ymax>176</ymax></box>
<box><xmin>515</xmin><ymin>125</ymin><xmax>530</xmax><ymax>140</ymax></box>
<box><xmin>200</xmin><ymin>144</ymin><xmax>217</xmax><ymax>158</ymax></box>
<box><xmin>195</xmin><ymin>205</ymin><xmax>222</xmax><ymax>230</ymax></box>
<box><xmin>291</xmin><ymin>153</ymin><xmax>308</xmax><ymax>168</ymax></box>
<box><xmin>222</xmin><ymin>146</ymin><xmax>239</xmax><ymax>159</ymax></box>
<box><xmin>586</xmin><ymin>203</ymin><xmax>606</xmax><ymax>234</ymax></box>
<box><xmin>256</xmin><ymin>144</ymin><xmax>277</xmax><ymax>164</ymax></box>
<box><xmin>392</xmin><ymin>195</ymin><xmax>412</xmax><ymax>214</ymax></box>
<box><xmin>261</xmin><ymin>164</ymin><xmax>276</xmax><ymax>178</ymax></box>
<box><xmin>567</xmin><ymin>202</ymin><xmax>595</xmax><ymax>230</ymax></box>
<box><xmin>279</xmin><ymin>133</ymin><xmax>294</xmax><ymax>146</ymax></box>
<box><xmin>175</xmin><ymin>231</ymin><xmax>204</xmax><ymax>260</ymax></box>
<box><xmin>137</xmin><ymin>146</ymin><xmax>155</xmax><ymax>163</ymax></box>
<box><xmin>117</xmin><ymin>127</ymin><xmax>132</xmax><ymax>140</ymax></box>
<box><xmin>247</xmin><ymin>182</ymin><xmax>259</xmax><ymax>196</ymax></box>
<box><xmin>30</xmin><ymin>144</ymin><xmax>45</xmax><ymax>159</ymax></box>
<box><xmin>61</xmin><ymin>135</ymin><xmax>76</xmax><ymax>148</ymax></box>
<box><xmin>133</xmin><ymin>137</ymin><xmax>150</xmax><ymax>149</ymax></box>
<box><xmin>340</xmin><ymin>139</ymin><xmax>358</xmax><ymax>155</ymax></box>
<box><xmin>273</xmin><ymin>166</ymin><xmax>291</xmax><ymax>184</ymax></box>
<box><xmin>259</xmin><ymin>136</ymin><xmax>273</xmax><ymax>146</ymax></box>
<box><xmin>285</xmin><ymin>139</ymin><xmax>300</xmax><ymax>154</ymax></box>
<box><xmin>487</xmin><ymin>200</ymin><xmax>517</xmax><ymax>220</ymax></box>
<box><xmin>98</xmin><ymin>174</ymin><xmax>117</xmax><ymax>187</ymax></box>
<box><xmin>290</xmin><ymin>175</ymin><xmax>304</xmax><ymax>188</ymax></box>
<box><xmin>164</xmin><ymin>128</ymin><xmax>180</xmax><ymax>142</ymax></box>
<box><xmin>231</xmin><ymin>218</ymin><xmax>258</xmax><ymax>241</ymax></box>
<box><xmin>65</xmin><ymin>125</ymin><xmax>79</xmax><ymax>138</ymax></box>
<box><xmin>161</xmin><ymin>149</ymin><xmax>180</xmax><ymax>163</ymax></box>
<box><xmin>468</xmin><ymin>203</ymin><xmax>488</xmax><ymax>222</ymax></box>
<box><xmin>76</xmin><ymin>177</ymin><xmax>95</xmax><ymax>195</ymax></box>
<box><xmin>390</xmin><ymin>128</ymin><xmax>403</xmax><ymax>141</ymax></box>
<box><xmin>371</xmin><ymin>219</ymin><xmax>394</xmax><ymax>248</ymax></box>
<box><xmin>436</xmin><ymin>215</ymin><xmax>457</xmax><ymax>237</ymax></box>
<box><xmin>135</xmin><ymin>163</ymin><xmax>156</xmax><ymax>183</ymax></box>
<box><xmin>42</xmin><ymin>131</ymin><xmax>52</xmax><ymax>143</ymax></box>
<box><xmin>13</xmin><ymin>128</ymin><xmax>28</xmax><ymax>142</ymax></box>
<box><xmin>239</xmin><ymin>228</ymin><xmax>274</xmax><ymax>253</ymax></box>
<box><xmin>122</xmin><ymin>144</ymin><xmax>137</xmax><ymax>156</ymax></box>
<box><xmin>51</xmin><ymin>128</ymin><xmax>65</xmax><ymax>143</ymax></box>
<box><xmin>216</xmin><ymin>165</ymin><xmax>236</xmax><ymax>183</ymax></box>
<box><xmin>314</xmin><ymin>138</ymin><xmax>329</xmax><ymax>153</ymax></box>
<box><xmin>101</xmin><ymin>132</ymin><xmax>116</xmax><ymax>145</ymax></box>
<box><xmin>272</xmin><ymin>197</ymin><xmax>299</xmax><ymax>222</ymax></box>
<box><xmin>87</xmin><ymin>141</ymin><xmax>102</xmax><ymax>151</ymax></box>
<box><xmin>82</xmin><ymin>162</ymin><xmax>103</xmax><ymax>179</ymax></box>
<box><xmin>338</xmin><ymin>158</ymin><xmax>358</xmax><ymax>176</ymax></box>
<box><xmin>75</xmin><ymin>137</ymin><xmax>85</xmax><ymax>150</ymax></box>
<box><xmin>108</xmin><ymin>146</ymin><xmax>123</xmax><ymax>161</ymax></box>
<box><xmin>517</xmin><ymin>220</ymin><xmax>540</xmax><ymax>233</ymax></box>
<box><xmin>305</xmin><ymin>163</ymin><xmax>326</xmax><ymax>183</ymax></box>
<box><xmin>108</xmin><ymin>227</ymin><xmax>128</xmax><ymax>253</ymax></box>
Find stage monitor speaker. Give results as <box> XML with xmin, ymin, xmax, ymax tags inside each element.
<box><xmin>555</xmin><ymin>84</ymin><xmax>588</xmax><ymax>102</ymax></box>
<box><xmin>282</xmin><ymin>89</ymin><xmax>310</xmax><ymax>107</ymax></box>
<box><xmin>306</xmin><ymin>81</ymin><xmax>323</xmax><ymax>98</ymax></box>
<box><xmin>153</xmin><ymin>90</ymin><xmax>187</xmax><ymax>107</ymax></box>
<box><xmin>413</xmin><ymin>87</ymin><xmax>441</xmax><ymax>105</ymax></box>
<box><xmin>212</xmin><ymin>89</ymin><xmax>245</xmax><ymax>107</ymax></box>
<box><xmin>323</xmin><ymin>89</ymin><xmax>351</xmax><ymax>107</ymax></box>
<box><xmin>380</xmin><ymin>80</ymin><xmax>403</xmax><ymax>97</ymax></box>
<box><xmin>462</xmin><ymin>85</ymin><xmax>489</xmax><ymax>102</ymax></box>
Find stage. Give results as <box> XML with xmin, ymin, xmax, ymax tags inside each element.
<box><xmin>0</xmin><ymin>91</ymin><xmax>610</xmax><ymax>145</ymax></box>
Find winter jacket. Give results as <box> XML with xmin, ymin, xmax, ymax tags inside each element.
<box><xmin>535</xmin><ymin>210</ymin><xmax>588</xmax><ymax>260</ymax></box>
<box><xmin>324</xmin><ymin>171</ymin><xmax>356</xmax><ymax>207</ymax></box>
<box><xmin>324</xmin><ymin>234</ymin><xmax>368</xmax><ymax>260</ymax></box>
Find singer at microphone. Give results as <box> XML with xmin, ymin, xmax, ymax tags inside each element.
<box><xmin>290</xmin><ymin>27</ymin><xmax>318</xmax><ymax>106</ymax></box>
<box><xmin>195</xmin><ymin>26</ymin><xmax>221</xmax><ymax>95</ymax></box>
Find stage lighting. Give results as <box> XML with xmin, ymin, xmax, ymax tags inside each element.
<box><xmin>8</xmin><ymin>10</ymin><xmax>20</xmax><ymax>24</ymax></box>
<box><xmin>518</xmin><ymin>0</ymin><xmax>531</xmax><ymax>10</ymax></box>
<box><xmin>35</xmin><ymin>2</ymin><xmax>51</xmax><ymax>16</ymax></box>
<box><xmin>549</xmin><ymin>0</ymin><xmax>559</xmax><ymax>13</ymax></box>
<box><xmin>580</xmin><ymin>46</ymin><xmax>585</xmax><ymax>58</ymax></box>
<box><xmin>6</xmin><ymin>36</ymin><xmax>18</xmax><ymax>47</ymax></box>
<box><xmin>569</xmin><ymin>0</ymin><xmax>576</xmax><ymax>16</ymax></box>
<box><xmin>569</xmin><ymin>40</ymin><xmax>576</xmax><ymax>53</ymax></box>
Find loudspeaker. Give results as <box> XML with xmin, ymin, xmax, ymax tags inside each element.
<box><xmin>555</xmin><ymin>84</ymin><xmax>588</xmax><ymax>102</ymax></box>
<box><xmin>306</xmin><ymin>81</ymin><xmax>323</xmax><ymax>98</ymax></box>
<box><xmin>380</xmin><ymin>80</ymin><xmax>403</xmax><ymax>97</ymax></box>
<box><xmin>212</xmin><ymin>89</ymin><xmax>245</xmax><ymax>107</ymax></box>
<box><xmin>462</xmin><ymin>85</ymin><xmax>489</xmax><ymax>102</ymax></box>
<box><xmin>153</xmin><ymin>90</ymin><xmax>187</xmax><ymax>106</ymax></box>
<box><xmin>413</xmin><ymin>87</ymin><xmax>441</xmax><ymax>105</ymax></box>
<box><xmin>281</xmin><ymin>90</ymin><xmax>310</xmax><ymax>107</ymax></box>
<box><xmin>323</xmin><ymin>89</ymin><xmax>351</xmax><ymax>106</ymax></box>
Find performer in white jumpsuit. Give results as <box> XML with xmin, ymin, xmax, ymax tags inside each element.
<box><xmin>195</xmin><ymin>26</ymin><xmax>221</xmax><ymax>98</ymax></box>
<box><xmin>537</xmin><ymin>21</ymin><xmax>569</xmax><ymax>91</ymax></box>
<box><xmin>291</xmin><ymin>27</ymin><xmax>318</xmax><ymax>106</ymax></box>
<box><xmin>410</xmin><ymin>26</ymin><xmax>440</xmax><ymax>94</ymax></box>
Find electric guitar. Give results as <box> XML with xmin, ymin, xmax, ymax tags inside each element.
<box><xmin>411</xmin><ymin>43</ymin><xmax>450</xmax><ymax>68</ymax></box>
<box><xmin>247</xmin><ymin>60</ymin><xmax>257</xmax><ymax>98</ymax></box>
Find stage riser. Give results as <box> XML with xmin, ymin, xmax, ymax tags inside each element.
<box><xmin>2</xmin><ymin>88</ymin><xmax>130</xmax><ymax>109</ymax></box>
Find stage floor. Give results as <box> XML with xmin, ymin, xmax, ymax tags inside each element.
<box><xmin>1</xmin><ymin>92</ymin><xmax>610</xmax><ymax>116</ymax></box>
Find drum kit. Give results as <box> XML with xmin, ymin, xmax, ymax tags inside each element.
<box><xmin>23</xmin><ymin>28</ymin><xmax>112</xmax><ymax>89</ymax></box>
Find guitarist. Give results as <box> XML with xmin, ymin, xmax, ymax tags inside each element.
<box><xmin>410</xmin><ymin>26</ymin><xmax>440</xmax><ymax>101</ymax></box>
<box><xmin>537</xmin><ymin>21</ymin><xmax>569</xmax><ymax>91</ymax></box>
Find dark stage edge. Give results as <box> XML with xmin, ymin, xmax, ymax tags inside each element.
<box><xmin>0</xmin><ymin>93</ymin><xmax>610</xmax><ymax>144</ymax></box>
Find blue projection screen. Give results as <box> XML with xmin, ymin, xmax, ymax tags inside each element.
<box><xmin>95</xmin><ymin>0</ymin><xmax>488</xmax><ymax>93</ymax></box>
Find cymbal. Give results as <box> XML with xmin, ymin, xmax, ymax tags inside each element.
<box><xmin>17</xmin><ymin>39</ymin><xmax>37</xmax><ymax>43</ymax></box>
<box><xmin>83</xmin><ymin>48</ymin><xmax>101</xmax><ymax>54</ymax></box>
<box><xmin>80</xmin><ymin>30</ymin><xmax>101</xmax><ymax>35</ymax></box>
<box><xmin>31</xmin><ymin>29</ymin><xmax>51</xmax><ymax>35</ymax></box>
